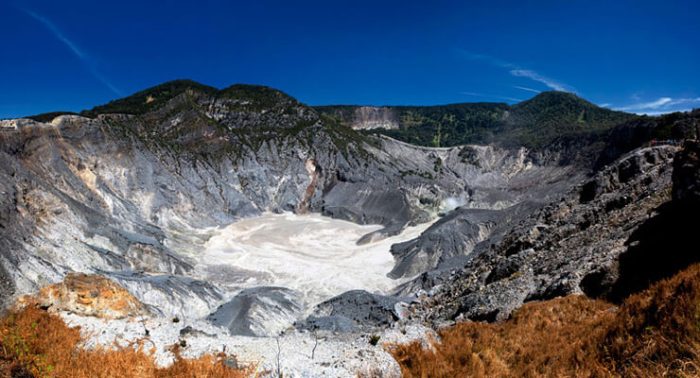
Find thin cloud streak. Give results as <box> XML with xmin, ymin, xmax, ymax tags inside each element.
<box><xmin>616</xmin><ymin>96</ymin><xmax>700</xmax><ymax>115</ymax></box>
<box><xmin>641</xmin><ymin>109</ymin><xmax>692</xmax><ymax>116</ymax></box>
<box><xmin>510</xmin><ymin>69</ymin><xmax>568</xmax><ymax>92</ymax></box>
<box><xmin>514</xmin><ymin>85</ymin><xmax>541</xmax><ymax>94</ymax></box>
<box><xmin>455</xmin><ymin>49</ymin><xmax>575</xmax><ymax>93</ymax></box>
<box><xmin>23</xmin><ymin>9</ymin><xmax>85</xmax><ymax>58</ymax></box>
<box><xmin>618</xmin><ymin>97</ymin><xmax>672</xmax><ymax>111</ymax></box>
<box><xmin>667</xmin><ymin>97</ymin><xmax>700</xmax><ymax>107</ymax></box>
<box><xmin>22</xmin><ymin>8</ymin><xmax>122</xmax><ymax>96</ymax></box>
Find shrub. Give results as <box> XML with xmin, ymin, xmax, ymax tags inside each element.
<box><xmin>0</xmin><ymin>306</ymin><xmax>252</xmax><ymax>378</ymax></box>
<box><xmin>389</xmin><ymin>263</ymin><xmax>700</xmax><ymax>377</ymax></box>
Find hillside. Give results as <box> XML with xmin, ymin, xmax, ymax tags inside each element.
<box><xmin>392</xmin><ymin>140</ymin><xmax>700</xmax><ymax>377</ymax></box>
<box><xmin>596</xmin><ymin>109</ymin><xmax>700</xmax><ymax>167</ymax></box>
<box><xmin>29</xmin><ymin>84</ymin><xmax>639</xmax><ymax>158</ymax></box>
<box><xmin>27</xmin><ymin>80</ymin><xmax>371</xmax><ymax>160</ymax></box>
<box><xmin>2</xmin><ymin>79</ymin><xmax>594</xmax><ymax>375</ymax></box>
<box><xmin>316</xmin><ymin>91</ymin><xmax>636</xmax><ymax>150</ymax></box>
<box><xmin>5</xmin><ymin>80</ymin><xmax>700</xmax><ymax>376</ymax></box>
<box><xmin>391</xmin><ymin>263</ymin><xmax>700</xmax><ymax>377</ymax></box>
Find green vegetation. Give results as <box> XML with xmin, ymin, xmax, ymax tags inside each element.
<box><xmin>25</xmin><ymin>81</ymin><xmax>665</xmax><ymax>169</ymax></box>
<box><xmin>82</xmin><ymin>79</ymin><xmax>217</xmax><ymax>117</ymax></box>
<box><xmin>320</xmin><ymin>102</ymin><xmax>509</xmax><ymax>147</ymax></box>
<box><xmin>399</xmin><ymin>169</ymin><xmax>434</xmax><ymax>180</ymax></box>
<box><xmin>433</xmin><ymin>157</ymin><xmax>443</xmax><ymax>173</ymax></box>
<box><xmin>78</xmin><ymin>79</ymin><xmax>377</xmax><ymax>165</ymax></box>
<box><xmin>500</xmin><ymin>91</ymin><xmax>635</xmax><ymax>148</ymax></box>
<box><xmin>317</xmin><ymin>92</ymin><xmax>637</xmax><ymax>150</ymax></box>
<box><xmin>219</xmin><ymin>84</ymin><xmax>300</xmax><ymax>111</ymax></box>
<box><xmin>77</xmin><ymin>80</ymin><xmax>302</xmax><ymax>118</ymax></box>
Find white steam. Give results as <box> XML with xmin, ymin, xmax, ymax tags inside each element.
<box><xmin>442</xmin><ymin>195</ymin><xmax>468</xmax><ymax>213</ymax></box>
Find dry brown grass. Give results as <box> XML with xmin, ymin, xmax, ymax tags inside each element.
<box><xmin>389</xmin><ymin>264</ymin><xmax>700</xmax><ymax>377</ymax></box>
<box><xmin>0</xmin><ymin>306</ymin><xmax>253</xmax><ymax>378</ymax></box>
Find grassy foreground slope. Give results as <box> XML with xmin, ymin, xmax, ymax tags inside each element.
<box><xmin>389</xmin><ymin>262</ymin><xmax>700</xmax><ymax>377</ymax></box>
<box><xmin>0</xmin><ymin>306</ymin><xmax>251</xmax><ymax>378</ymax></box>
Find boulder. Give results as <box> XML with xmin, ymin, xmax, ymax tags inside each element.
<box><xmin>24</xmin><ymin>273</ymin><xmax>147</xmax><ymax>319</ymax></box>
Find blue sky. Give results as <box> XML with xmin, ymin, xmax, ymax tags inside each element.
<box><xmin>1</xmin><ymin>0</ymin><xmax>698</xmax><ymax>118</ymax></box>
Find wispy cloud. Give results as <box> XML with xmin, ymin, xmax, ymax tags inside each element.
<box><xmin>617</xmin><ymin>96</ymin><xmax>700</xmax><ymax>114</ymax></box>
<box><xmin>509</xmin><ymin>69</ymin><xmax>568</xmax><ymax>92</ymax></box>
<box><xmin>22</xmin><ymin>8</ymin><xmax>121</xmax><ymax>96</ymax></box>
<box><xmin>461</xmin><ymin>91</ymin><xmax>523</xmax><ymax>103</ymax></box>
<box><xmin>619</xmin><ymin>97</ymin><xmax>672</xmax><ymax>111</ymax></box>
<box><xmin>670</xmin><ymin>98</ymin><xmax>700</xmax><ymax>106</ymax></box>
<box><xmin>455</xmin><ymin>50</ymin><xmax>575</xmax><ymax>93</ymax></box>
<box><xmin>513</xmin><ymin>85</ymin><xmax>541</xmax><ymax>94</ymax></box>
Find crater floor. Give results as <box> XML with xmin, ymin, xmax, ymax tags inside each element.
<box><xmin>197</xmin><ymin>212</ymin><xmax>434</xmax><ymax>309</ymax></box>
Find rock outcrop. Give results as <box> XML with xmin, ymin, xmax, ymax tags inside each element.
<box><xmin>299</xmin><ymin>290</ymin><xmax>405</xmax><ymax>332</ymax></box>
<box><xmin>408</xmin><ymin>145</ymin><xmax>678</xmax><ymax>322</ymax></box>
<box><xmin>601</xmin><ymin>140</ymin><xmax>700</xmax><ymax>300</ymax></box>
<box><xmin>207</xmin><ymin>287</ymin><xmax>303</xmax><ymax>337</ymax></box>
<box><xmin>388</xmin><ymin>202</ymin><xmax>543</xmax><ymax>279</ymax></box>
<box><xmin>23</xmin><ymin>273</ymin><xmax>147</xmax><ymax>319</ymax></box>
<box><xmin>672</xmin><ymin>140</ymin><xmax>700</xmax><ymax>205</ymax></box>
<box><xmin>317</xmin><ymin>106</ymin><xmax>400</xmax><ymax>130</ymax></box>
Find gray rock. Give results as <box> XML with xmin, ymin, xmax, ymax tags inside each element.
<box><xmin>298</xmin><ymin>290</ymin><xmax>405</xmax><ymax>332</ymax></box>
<box><xmin>388</xmin><ymin>202</ymin><xmax>545</xmax><ymax>279</ymax></box>
<box><xmin>411</xmin><ymin>145</ymin><xmax>678</xmax><ymax>322</ymax></box>
<box><xmin>207</xmin><ymin>287</ymin><xmax>304</xmax><ymax>337</ymax></box>
<box><xmin>673</xmin><ymin>140</ymin><xmax>700</xmax><ymax>205</ymax></box>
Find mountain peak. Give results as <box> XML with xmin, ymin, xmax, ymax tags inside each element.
<box><xmin>514</xmin><ymin>91</ymin><xmax>597</xmax><ymax>110</ymax></box>
<box><xmin>82</xmin><ymin>79</ymin><xmax>217</xmax><ymax>117</ymax></box>
<box><xmin>511</xmin><ymin>90</ymin><xmax>630</xmax><ymax>127</ymax></box>
<box><xmin>78</xmin><ymin>80</ymin><xmax>303</xmax><ymax>117</ymax></box>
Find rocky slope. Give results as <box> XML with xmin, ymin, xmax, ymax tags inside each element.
<box><xmin>0</xmin><ymin>81</ymin><xmax>580</xmax><ymax>333</ymax></box>
<box><xmin>404</xmin><ymin>144</ymin><xmax>680</xmax><ymax>323</ymax></box>
<box><xmin>391</xmin><ymin>140</ymin><xmax>700</xmax><ymax>378</ymax></box>
<box><xmin>3</xmin><ymin>80</ymin><xmax>696</xmax><ymax>375</ymax></box>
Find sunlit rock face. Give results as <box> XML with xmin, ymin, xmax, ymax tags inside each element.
<box><xmin>346</xmin><ymin>106</ymin><xmax>401</xmax><ymax>130</ymax></box>
<box><xmin>314</xmin><ymin>106</ymin><xmax>400</xmax><ymax>130</ymax></box>
<box><xmin>22</xmin><ymin>273</ymin><xmax>147</xmax><ymax>319</ymax></box>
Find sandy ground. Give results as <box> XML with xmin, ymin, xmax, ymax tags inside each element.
<box><xmin>64</xmin><ymin>311</ymin><xmax>434</xmax><ymax>377</ymax></box>
<box><xmin>198</xmin><ymin>212</ymin><xmax>434</xmax><ymax>307</ymax></box>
